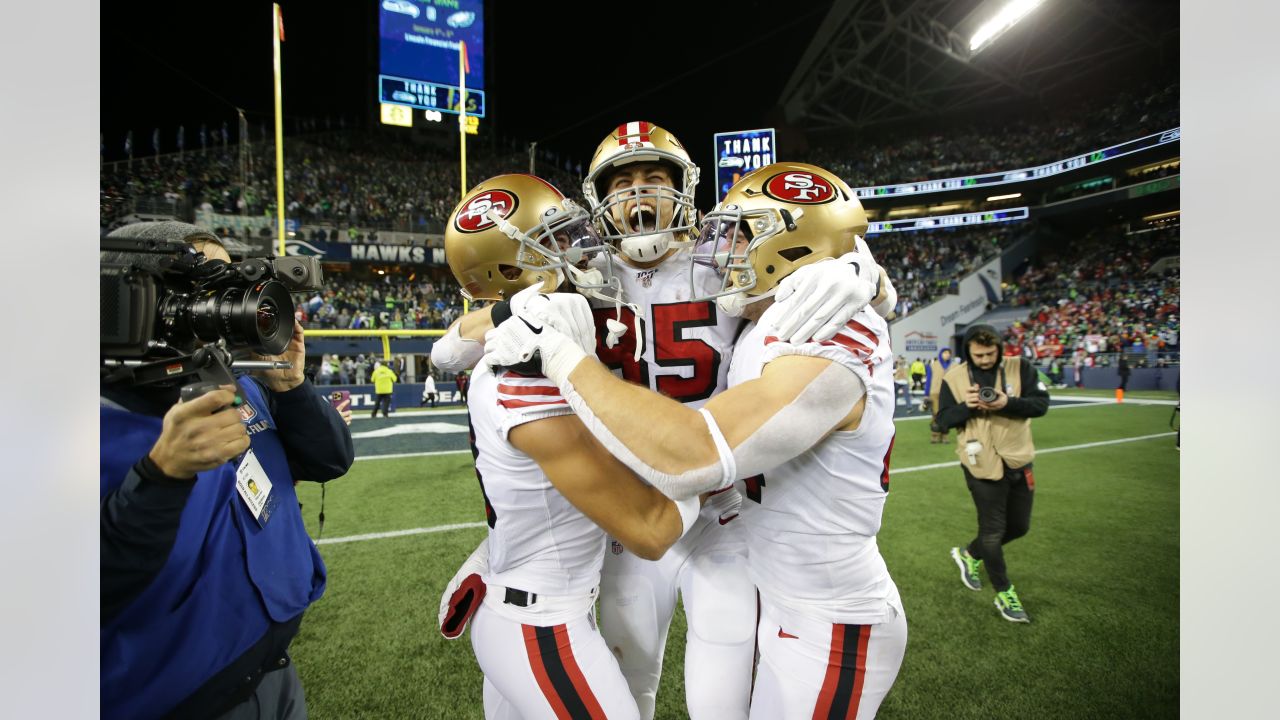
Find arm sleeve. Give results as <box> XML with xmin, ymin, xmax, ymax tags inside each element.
<box><xmin>998</xmin><ymin>362</ymin><xmax>1050</xmax><ymax>418</ymax></box>
<box><xmin>100</xmin><ymin>455</ymin><xmax>195</xmax><ymax>623</ymax></box>
<box><xmin>432</xmin><ymin>323</ymin><xmax>485</xmax><ymax>373</ymax></box>
<box><xmin>258</xmin><ymin>377</ymin><xmax>355</xmax><ymax>482</ymax></box>
<box><xmin>495</xmin><ymin>371</ymin><xmax>575</xmax><ymax>439</ymax></box>
<box><xmin>934</xmin><ymin>380</ymin><xmax>972</xmax><ymax>430</ymax></box>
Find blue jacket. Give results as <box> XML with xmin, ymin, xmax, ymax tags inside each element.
<box><xmin>100</xmin><ymin>377</ymin><xmax>353</xmax><ymax>720</ymax></box>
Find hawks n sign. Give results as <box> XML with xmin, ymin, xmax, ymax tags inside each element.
<box><xmin>454</xmin><ymin>189</ymin><xmax>519</xmax><ymax>233</ymax></box>
<box><xmin>763</xmin><ymin>171</ymin><xmax>837</xmax><ymax>204</ymax></box>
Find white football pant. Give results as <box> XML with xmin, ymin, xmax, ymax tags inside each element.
<box><xmin>598</xmin><ymin>515</ymin><xmax>755</xmax><ymax>720</ymax></box>
<box><xmin>751</xmin><ymin>597</ymin><xmax>907</xmax><ymax>720</ymax></box>
<box><xmin>471</xmin><ymin>588</ymin><xmax>639</xmax><ymax>720</ymax></box>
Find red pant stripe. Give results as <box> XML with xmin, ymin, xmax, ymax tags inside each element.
<box><xmin>521</xmin><ymin>623</ymin><xmax>605</xmax><ymax>720</ymax></box>
<box><xmin>813</xmin><ymin>623</ymin><xmax>871</xmax><ymax>720</ymax></box>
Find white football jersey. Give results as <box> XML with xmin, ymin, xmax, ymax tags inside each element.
<box><xmin>467</xmin><ymin>362</ymin><xmax>606</xmax><ymax>596</ymax></box>
<box><xmin>726</xmin><ymin>308</ymin><xmax>902</xmax><ymax>624</ymax></box>
<box><xmin>586</xmin><ymin>248</ymin><xmax>741</xmax><ymax>409</ymax></box>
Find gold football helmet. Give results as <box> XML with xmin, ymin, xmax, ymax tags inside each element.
<box><xmin>582</xmin><ymin>121</ymin><xmax>700</xmax><ymax>262</ymax></box>
<box><xmin>691</xmin><ymin>162</ymin><xmax>868</xmax><ymax>314</ymax></box>
<box><xmin>445</xmin><ymin>174</ymin><xmax>605</xmax><ymax>301</ymax></box>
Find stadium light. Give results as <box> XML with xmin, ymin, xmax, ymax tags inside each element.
<box><xmin>969</xmin><ymin>0</ymin><xmax>1045</xmax><ymax>54</ymax></box>
<box><xmin>987</xmin><ymin>192</ymin><xmax>1022</xmax><ymax>201</ymax></box>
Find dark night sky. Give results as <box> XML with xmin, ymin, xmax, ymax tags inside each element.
<box><xmin>100</xmin><ymin>1</ymin><xmax>829</xmax><ymax>176</ymax></box>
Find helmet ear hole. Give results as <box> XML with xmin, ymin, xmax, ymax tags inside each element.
<box><xmin>778</xmin><ymin>247</ymin><xmax>812</xmax><ymax>262</ymax></box>
<box><xmin>498</xmin><ymin>265</ymin><xmax>522</xmax><ymax>280</ymax></box>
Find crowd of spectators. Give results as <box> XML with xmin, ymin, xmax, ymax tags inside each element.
<box><xmin>293</xmin><ymin>271</ymin><xmax>467</xmax><ymax>331</ymax></box>
<box><xmin>1000</xmin><ymin>225</ymin><xmax>1180</xmax><ymax>372</ymax></box>
<box><xmin>802</xmin><ymin>81</ymin><xmax>1179</xmax><ymax>188</ymax></box>
<box><xmin>103</xmin><ymin>81</ymin><xmax>1178</xmax><ymax>234</ymax></box>
<box><xmin>871</xmin><ymin>222</ymin><xmax>1031</xmax><ymax>317</ymax></box>
<box><xmin>101</xmin><ymin>131</ymin><xmax>582</xmax><ymax>234</ymax></box>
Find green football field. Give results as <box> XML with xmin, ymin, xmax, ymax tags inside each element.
<box><xmin>291</xmin><ymin>400</ymin><xmax>1178</xmax><ymax>719</ymax></box>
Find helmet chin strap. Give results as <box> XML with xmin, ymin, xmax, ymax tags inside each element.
<box><xmin>486</xmin><ymin>208</ymin><xmax>641</xmax><ymax>360</ymax></box>
<box><xmin>564</xmin><ymin>262</ymin><xmax>643</xmax><ymax>362</ymax></box>
<box><xmin>716</xmin><ymin>288</ymin><xmax>776</xmax><ymax>318</ymax></box>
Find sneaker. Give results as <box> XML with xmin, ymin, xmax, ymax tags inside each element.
<box><xmin>950</xmin><ymin>547</ymin><xmax>982</xmax><ymax>591</ymax></box>
<box><xmin>994</xmin><ymin>586</ymin><xmax>1030</xmax><ymax>623</ymax></box>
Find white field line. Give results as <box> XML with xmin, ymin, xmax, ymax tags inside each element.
<box><xmin>889</xmin><ymin>431</ymin><xmax>1174</xmax><ymax>474</ymax></box>
<box><xmin>356</xmin><ymin>449</ymin><xmax>473</xmax><ymax>462</ymax></box>
<box><xmin>315</xmin><ymin>522</ymin><xmax>486</xmax><ymax>546</ymax></box>
<box><xmin>320</xmin><ymin>431</ymin><xmax>1174</xmax><ymax>546</ymax></box>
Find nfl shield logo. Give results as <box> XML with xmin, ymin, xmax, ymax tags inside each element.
<box><xmin>611</xmin><ymin>540</ymin><xmax>624</xmax><ymax>555</ymax></box>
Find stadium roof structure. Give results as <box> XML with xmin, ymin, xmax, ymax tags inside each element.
<box><xmin>779</xmin><ymin>0</ymin><xmax>1179</xmax><ymax>132</ymax></box>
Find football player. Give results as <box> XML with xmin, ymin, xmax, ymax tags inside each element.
<box><xmin>484</xmin><ymin>163</ymin><xmax>907</xmax><ymax>720</ymax></box>
<box><xmin>438</xmin><ymin>173</ymin><xmax>709</xmax><ymax>720</ymax></box>
<box><xmin>436</xmin><ymin>124</ymin><xmax>896</xmax><ymax>720</ymax></box>
<box><xmin>572</xmin><ymin>121</ymin><xmax>756</xmax><ymax>720</ymax></box>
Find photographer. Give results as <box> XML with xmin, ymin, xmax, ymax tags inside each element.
<box><xmin>934</xmin><ymin>324</ymin><xmax>1048</xmax><ymax>623</ymax></box>
<box><xmin>100</xmin><ymin>222</ymin><xmax>354</xmax><ymax>719</ymax></box>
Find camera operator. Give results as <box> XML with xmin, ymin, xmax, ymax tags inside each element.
<box><xmin>100</xmin><ymin>222</ymin><xmax>354</xmax><ymax>720</ymax></box>
<box><xmin>933</xmin><ymin>324</ymin><xmax>1049</xmax><ymax>623</ymax></box>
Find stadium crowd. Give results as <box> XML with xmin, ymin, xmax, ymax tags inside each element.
<box><xmin>103</xmin><ymin>81</ymin><xmax>1177</xmax><ymax>236</ymax></box>
<box><xmin>293</xmin><ymin>272</ymin><xmax>466</xmax><ymax>331</ymax></box>
<box><xmin>1001</xmin><ymin>225</ymin><xmax>1180</xmax><ymax>372</ymax></box>
<box><xmin>871</xmin><ymin>222</ymin><xmax>1030</xmax><ymax>317</ymax></box>
<box><xmin>802</xmin><ymin>81</ymin><xmax>1179</xmax><ymax>188</ymax></box>
<box><xmin>101</xmin><ymin>132</ymin><xmax>582</xmax><ymax>234</ymax></box>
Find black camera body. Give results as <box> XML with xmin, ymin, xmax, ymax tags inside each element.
<box><xmin>978</xmin><ymin>386</ymin><xmax>1000</xmax><ymax>404</ymax></box>
<box><xmin>101</xmin><ymin>238</ymin><xmax>324</xmax><ymax>360</ymax></box>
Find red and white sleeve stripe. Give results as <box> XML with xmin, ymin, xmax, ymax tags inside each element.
<box><xmin>496</xmin><ymin>371</ymin><xmax>567</xmax><ymax>410</ymax></box>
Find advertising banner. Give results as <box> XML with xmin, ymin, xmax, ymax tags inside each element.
<box><xmin>889</xmin><ymin>257</ymin><xmax>1003</xmax><ymax>358</ymax></box>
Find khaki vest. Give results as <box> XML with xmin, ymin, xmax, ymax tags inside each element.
<box><xmin>943</xmin><ymin>356</ymin><xmax>1036</xmax><ymax>480</ymax></box>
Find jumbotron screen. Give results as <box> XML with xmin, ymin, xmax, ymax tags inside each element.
<box><xmin>379</xmin><ymin>0</ymin><xmax>486</xmax><ymax>117</ymax></box>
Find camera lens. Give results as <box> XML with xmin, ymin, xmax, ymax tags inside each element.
<box><xmin>257</xmin><ymin>299</ymin><xmax>280</xmax><ymax>337</ymax></box>
<box><xmin>979</xmin><ymin>387</ymin><xmax>998</xmax><ymax>403</ymax></box>
<box><xmin>174</xmin><ymin>280</ymin><xmax>294</xmax><ymax>355</ymax></box>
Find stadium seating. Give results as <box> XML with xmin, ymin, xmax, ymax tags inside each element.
<box><xmin>294</xmin><ymin>271</ymin><xmax>465</xmax><ymax>331</ymax></box>
<box><xmin>1001</xmin><ymin>225</ymin><xmax>1179</xmax><ymax>367</ymax></box>
<box><xmin>800</xmin><ymin>81</ymin><xmax>1178</xmax><ymax>189</ymax></box>
<box><xmin>100</xmin><ymin>132</ymin><xmax>581</xmax><ymax>235</ymax></box>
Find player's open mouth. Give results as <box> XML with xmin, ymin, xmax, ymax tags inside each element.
<box><xmin>628</xmin><ymin>205</ymin><xmax>657</xmax><ymax>234</ymax></box>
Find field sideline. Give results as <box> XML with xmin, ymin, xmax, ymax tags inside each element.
<box><xmin>292</xmin><ymin>402</ymin><xmax>1178</xmax><ymax>719</ymax></box>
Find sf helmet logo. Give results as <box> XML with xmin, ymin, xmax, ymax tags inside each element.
<box><xmin>455</xmin><ymin>190</ymin><xmax>519</xmax><ymax>233</ymax></box>
<box><xmin>763</xmin><ymin>171</ymin><xmax>836</xmax><ymax>204</ymax></box>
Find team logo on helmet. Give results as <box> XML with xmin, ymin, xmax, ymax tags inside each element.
<box><xmin>454</xmin><ymin>190</ymin><xmax>519</xmax><ymax>233</ymax></box>
<box><xmin>762</xmin><ymin>171</ymin><xmax>837</xmax><ymax>204</ymax></box>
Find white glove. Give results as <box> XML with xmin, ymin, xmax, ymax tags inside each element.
<box><xmin>484</xmin><ymin>286</ymin><xmax>595</xmax><ymax>385</ymax></box>
<box><xmin>760</xmin><ymin>251</ymin><xmax>881</xmax><ymax>344</ymax></box>
<box><xmin>438</xmin><ymin>537</ymin><xmax>490</xmax><ymax>640</ymax></box>
<box><xmin>872</xmin><ymin>267</ymin><xmax>898</xmax><ymax>319</ymax></box>
<box><xmin>704</xmin><ymin>486</ymin><xmax>743</xmax><ymax>525</ymax></box>
<box><xmin>854</xmin><ymin>236</ymin><xmax>898</xmax><ymax>320</ymax></box>
<box><xmin>515</xmin><ymin>287</ymin><xmax>598</xmax><ymax>359</ymax></box>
